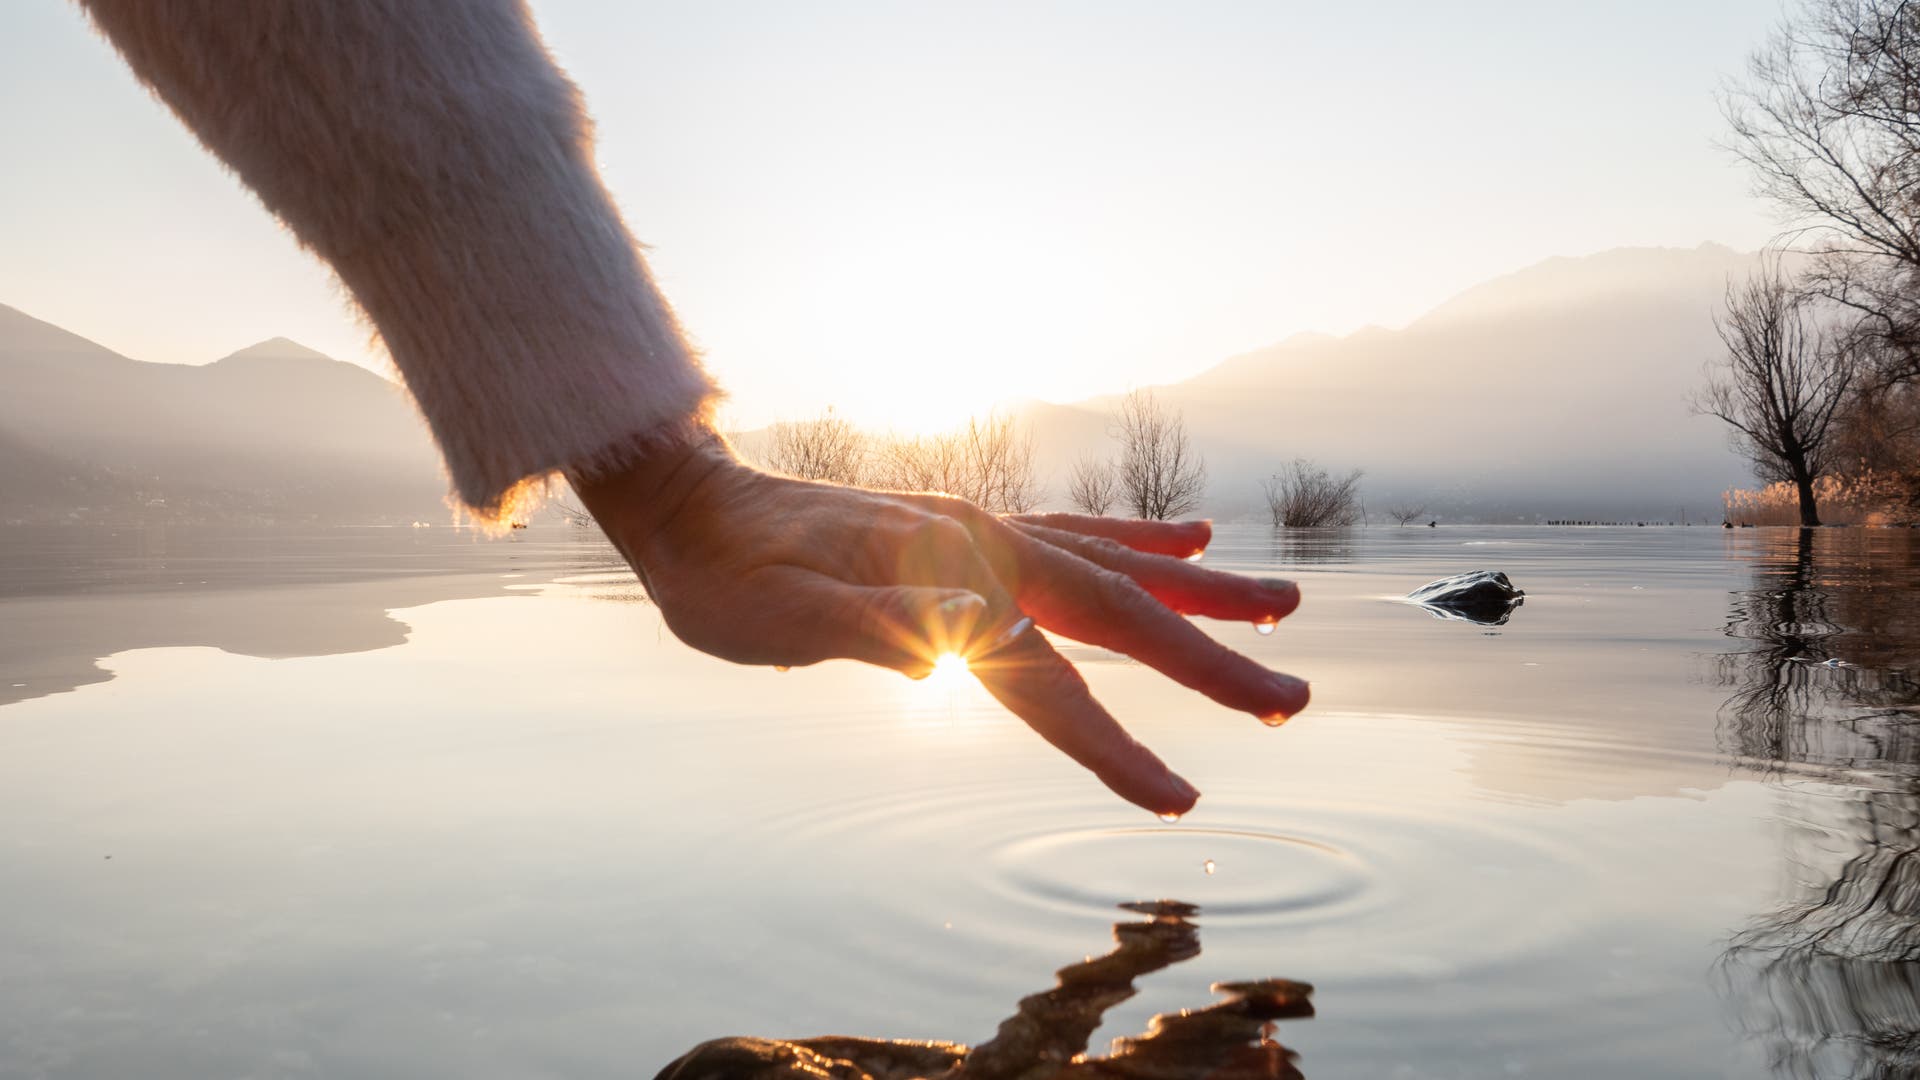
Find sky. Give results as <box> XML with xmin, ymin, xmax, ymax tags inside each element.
<box><xmin>0</xmin><ymin>1</ymin><xmax>1788</xmax><ymax>431</ymax></box>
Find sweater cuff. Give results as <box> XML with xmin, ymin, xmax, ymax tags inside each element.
<box><xmin>333</xmin><ymin>171</ymin><xmax>719</xmax><ymax>524</ymax></box>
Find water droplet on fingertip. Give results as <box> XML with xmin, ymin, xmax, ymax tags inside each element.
<box><xmin>1254</xmin><ymin>621</ymin><xmax>1276</xmax><ymax>636</ymax></box>
<box><xmin>1259</xmin><ymin>713</ymin><xmax>1289</xmax><ymax>728</ymax></box>
<box><xmin>773</xmin><ymin>665</ymin><xmax>790</xmax><ymax>673</ymax></box>
<box><xmin>1185</xmin><ymin>550</ymin><xmax>1204</xmax><ymax>562</ymax></box>
<box><xmin>1158</xmin><ymin>812</ymin><xmax>1182</xmax><ymax>824</ymax></box>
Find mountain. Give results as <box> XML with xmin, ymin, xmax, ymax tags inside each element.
<box><xmin>2</xmin><ymin>243</ymin><xmax>1769</xmax><ymax>525</ymax></box>
<box><xmin>0</xmin><ymin>304</ymin><xmax>446</xmax><ymax>523</ymax></box>
<box><xmin>1017</xmin><ymin>244</ymin><xmax>1762</xmax><ymax>521</ymax></box>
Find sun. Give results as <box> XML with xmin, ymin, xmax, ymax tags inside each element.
<box><xmin>927</xmin><ymin>651</ymin><xmax>971</xmax><ymax>687</ymax></box>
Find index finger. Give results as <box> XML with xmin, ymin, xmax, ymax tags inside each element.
<box><xmin>1006</xmin><ymin>513</ymin><xmax>1211</xmax><ymax>559</ymax></box>
<box><xmin>969</xmin><ymin>626</ymin><xmax>1199</xmax><ymax>816</ymax></box>
<box><xmin>1015</xmin><ymin>521</ymin><xmax>1299</xmax><ymax>624</ymax></box>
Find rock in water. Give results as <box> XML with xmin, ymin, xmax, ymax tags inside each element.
<box><xmin>1406</xmin><ymin>571</ymin><xmax>1525</xmax><ymax>626</ymax></box>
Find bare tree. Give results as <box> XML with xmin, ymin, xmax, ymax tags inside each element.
<box><xmin>868</xmin><ymin>430</ymin><xmax>963</xmax><ymax>494</ymax></box>
<box><xmin>1722</xmin><ymin>0</ymin><xmax>1920</xmax><ymax>385</ymax></box>
<box><xmin>960</xmin><ymin>413</ymin><xmax>1043</xmax><ymax>513</ymax></box>
<box><xmin>549</xmin><ymin>490</ymin><xmax>595</xmax><ymax>528</ymax></box>
<box><xmin>763</xmin><ymin>409</ymin><xmax>867</xmax><ymax>484</ymax></box>
<box><xmin>866</xmin><ymin>413</ymin><xmax>1041</xmax><ymax>513</ymax></box>
<box><xmin>1693</xmin><ymin>255</ymin><xmax>1859</xmax><ymax>526</ymax></box>
<box><xmin>1113</xmin><ymin>389</ymin><xmax>1206</xmax><ymax>520</ymax></box>
<box><xmin>1385</xmin><ymin>501</ymin><xmax>1428</xmax><ymax>526</ymax></box>
<box><xmin>1263</xmin><ymin>459</ymin><xmax>1363</xmax><ymax>527</ymax></box>
<box><xmin>1067</xmin><ymin>455</ymin><xmax>1118</xmax><ymax>515</ymax></box>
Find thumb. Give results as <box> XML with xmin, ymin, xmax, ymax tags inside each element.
<box><xmin>851</xmin><ymin>585</ymin><xmax>992</xmax><ymax>678</ymax></box>
<box><xmin>739</xmin><ymin>566</ymin><xmax>990</xmax><ymax>676</ymax></box>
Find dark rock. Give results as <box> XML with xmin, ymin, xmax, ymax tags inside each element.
<box><xmin>1406</xmin><ymin>570</ymin><xmax>1525</xmax><ymax>626</ymax></box>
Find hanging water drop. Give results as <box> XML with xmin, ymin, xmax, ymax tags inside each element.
<box><xmin>1203</xmin><ymin>859</ymin><xmax>1216</xmax><ymax>875</ymax></box>
<box><xmin>1259</xmin><ymin>713</ymin><xmax>1289</xmax><ymax>728</ymax></box>
<box><xmin>1254</xmin><ymin>621</ymin><xmax>1276</xmax><ymax>636</ymax></box>
<box><xmin>773</xmin><ymin>665</ymin><xmax>790</xmax><ymax>673</ymax></box>
<box><xmin>1158</xmin><ymin>811</ymin><xmax>1182</xmax><ymax>824</ymax></box>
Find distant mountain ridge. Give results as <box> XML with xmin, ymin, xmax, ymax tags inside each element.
<box><xmin>0</xmin><ymin>304</ymin><xmax>446</xmax><ymax>524</ymax></box>
<box><xmin>2</xmin><ymin>243</ymin><xmax>1763</xmax><ymax>525</ymax></box>
<box><xmin>213</xmin><ymin>336</ymin><xmax>339</xmax><ymax>365</ymax></box>
<box><xmin>1008</xmin><ymin>243</ymin><xmax>1760</xmax><ymax>521</ymax></box>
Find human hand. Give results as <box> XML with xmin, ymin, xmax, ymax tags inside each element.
<box><xmin>570</xmin><ymin>430</ymin><xmax>1308</xmax><ymax>816</ymax></box>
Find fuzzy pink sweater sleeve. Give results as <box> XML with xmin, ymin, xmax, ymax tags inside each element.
<box><xmin>77</xmin><ymin>0</ymin><xmax>719</xmax><ymax>522</ymax></box>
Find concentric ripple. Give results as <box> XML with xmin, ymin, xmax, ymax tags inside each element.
<box><xmin>991</xmin><ymin>822</ymin><xmax>1371</xmax><ymax>922</ymax></box>
<box><xmin>757</xmin><ymin>756</ymin><xmax>1603</xmax><ymax>976</ymax></box>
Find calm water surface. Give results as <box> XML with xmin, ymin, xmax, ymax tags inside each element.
<box><xmin>1</xmin><ymin>524</ymin><xmax>1916</xmax><ymax>1079</ymax></box>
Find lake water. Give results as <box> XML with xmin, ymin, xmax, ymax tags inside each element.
<box><xmin>2</xmin><ymin>523</ymin><xmax>1916</xmax><ymax>1080</ymax></box>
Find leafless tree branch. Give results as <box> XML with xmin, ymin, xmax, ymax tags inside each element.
<box><xmin>1112</xmin><ymin>389</ymin><xmax>1206</xmax><ymax>520</ymax></box>
<box><xmin>1262</xmin><ymin>459</ymin><xmax>1363</xmax><ymax>527</ymax></box>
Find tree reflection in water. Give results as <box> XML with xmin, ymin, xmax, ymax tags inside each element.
<box><xmin>1266</xmin><ymin>528</ymin><xmax>1357</xmax><ymax>568</ymax></box>
<box><xmin>654</xmin><ymin>901</ymin><xmax>1313</xmax><ymax>1080</ymax></box>
<box><xmin>1714</xmin><ymin>528</ymin><xmax>1920</xmax><ymax>1079</ymax></box>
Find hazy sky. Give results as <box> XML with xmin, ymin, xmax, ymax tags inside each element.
<box><xmin>1</xmin><ymin>1</ymin><xmax>1786</xmax><ymax>430</ymax></box>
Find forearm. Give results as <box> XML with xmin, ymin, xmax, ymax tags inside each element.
<box><xmin>77</xmin><ymin>0</ymin><xmax>717</xmax><ymax>520</ymax></box>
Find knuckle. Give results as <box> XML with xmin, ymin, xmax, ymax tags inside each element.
<box><xmin>850</xmin><ymin>587</ymin><xmax>898</xmax><ymax>642</ymax></box>
<box><xmin>895</xmin><ymin>514</ymin><xmax>980</xmax><ymax>566</ymax></box>
<box><xmin>1091</xmin><ymin>569</ymin><xmax>1157</xmax><ymax>621</ymax></box>
<box><xmin>927</xmin><ymin>515</ymin><xmax>980</xmax><ymax>555</ymax></box>
<box><xmin>873</xmin><ymin>501</ymin><xmax>929</xmax><ymax>533</ymax></box>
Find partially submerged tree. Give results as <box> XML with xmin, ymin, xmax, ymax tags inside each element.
<box><xmin>1113</xmin><ymin>389</ymin><xmax>1206</xmax><ymax>520</ymax></box>
<box><xmin>1067</xmin><ymin>454</ymin><xmax>1118</xmax><ymax>516</ymax></box>
<box><xmin>1692</xmin><ymin>256</ymin><xmax>1858</xmax><ymax>526</ymax></box>
<box><xmin>1263</xmin><ymin>459</ymin><xmax>1363</xmax><ymax>527</ymax></box>
<box><xmin>764</xmin><ymin>409</ymin><xmax>867</xmax><ymax>484</ymax></box>
<box><xmin>1384</xmin><ymin>501</ymin><xmax>1428</xmax><ymax>526</ymax></box>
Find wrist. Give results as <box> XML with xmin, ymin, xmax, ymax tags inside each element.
<box><xmin>566</xmin><ymin>418</ymin><xmax>736</xmax><ymax>565</ymax></box>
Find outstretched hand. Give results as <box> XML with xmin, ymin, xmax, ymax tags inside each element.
<box><xmin>571</xmin><ymin>432</ymin><xmax>1308</xmax><ymax>816</ymax></box>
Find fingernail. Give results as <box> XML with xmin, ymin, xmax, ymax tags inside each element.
<box><xmin>932</xmin><ymin>595</ymin><xmax>989</xmax><ymax>646</ymax></box>
<box><xmin>978</xmin><ymin>615</ymin><xmax>1034</xmax><ymax>656</ymax></box>
<box><xmin>1163</xmin><ymin>773</ymin><xmax>1200</xmax><ymax>812</ymax></box>
<box><xmin>1268</xmin><ymin>674</ymin><xmax>1311</xmax><ymax>718</ymax></box>
<box><xmin>1257</xmin><ymin>579</ymin><xmax>1301</xmax><ymax>611</ymax></box>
